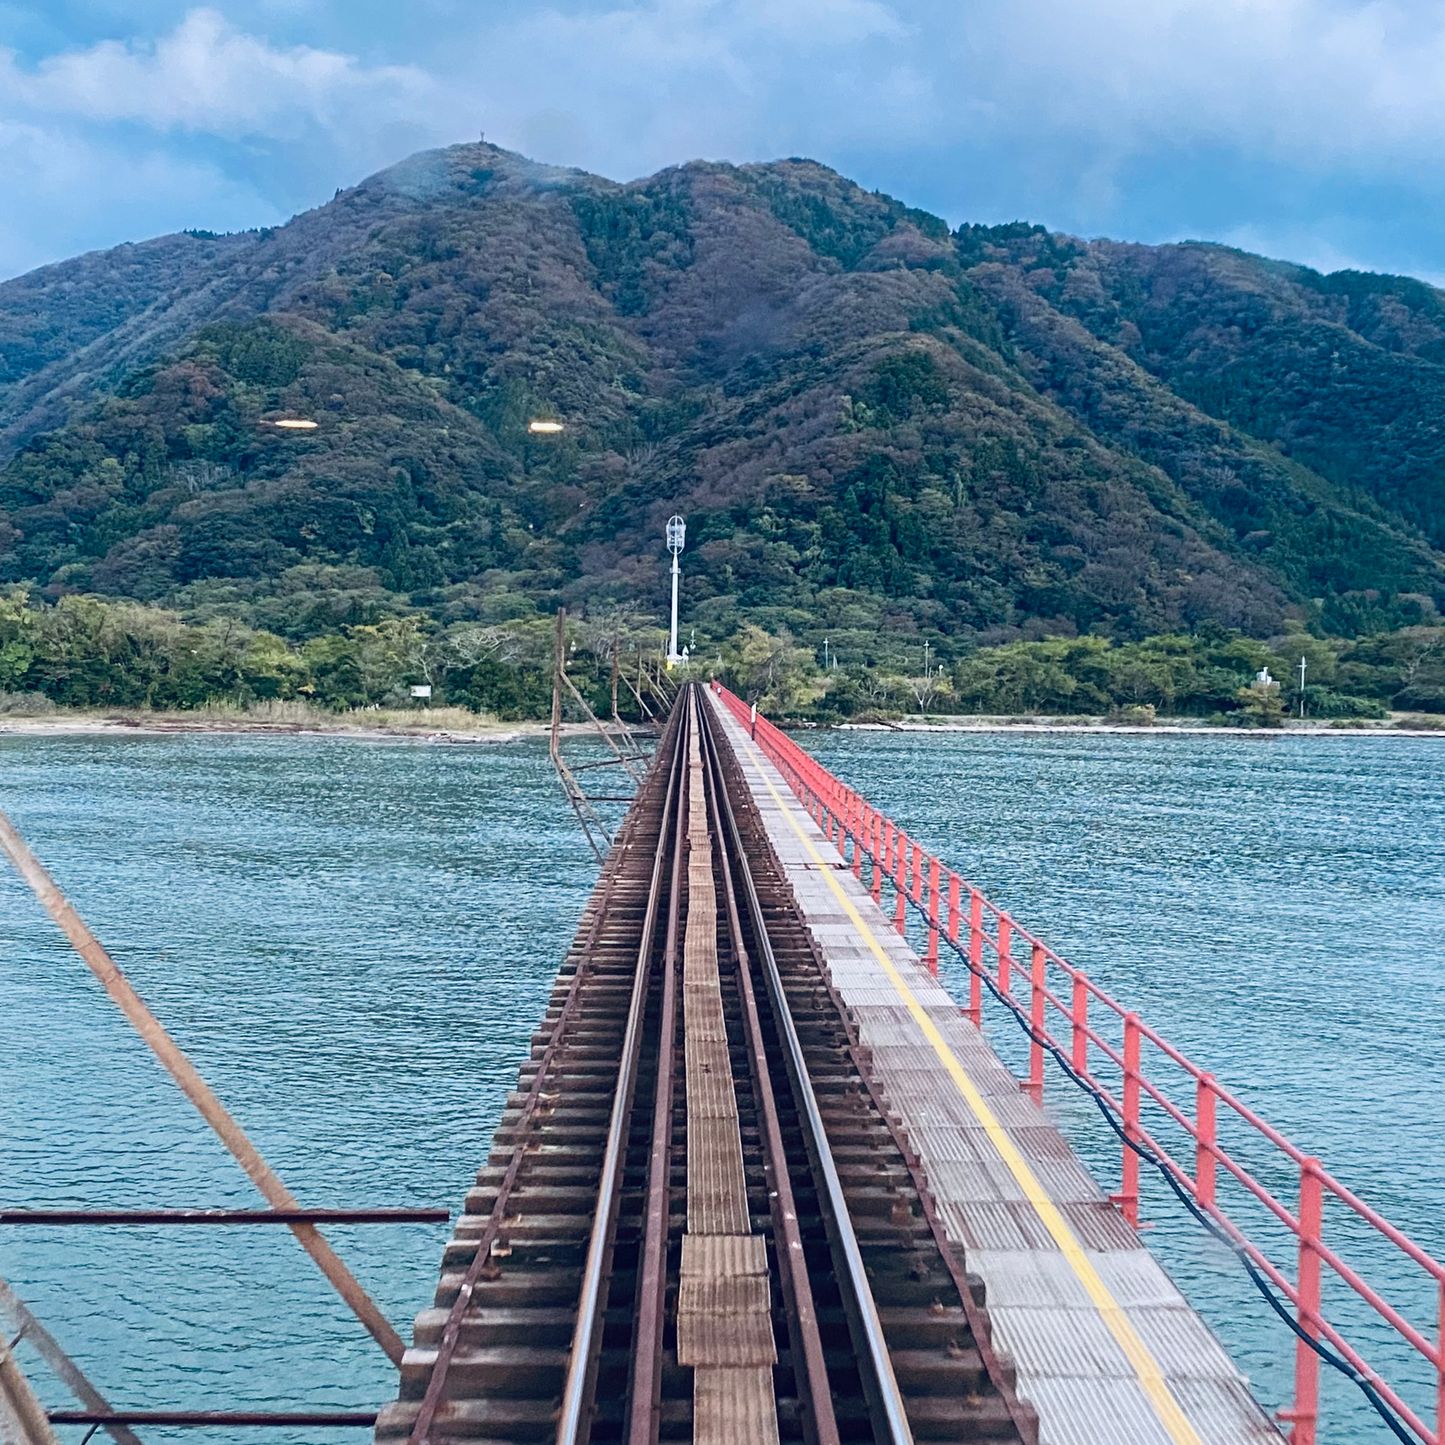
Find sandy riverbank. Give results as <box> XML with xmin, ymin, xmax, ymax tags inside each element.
<box><xmin>2</xmin><ymin>707</ymin><xmax>1442</xmax><ymax>743</ymax></box>
<box><xmin>0</xmin><ymin>707</ymin><xmax>648</xmax><ymax>746</ymax></box>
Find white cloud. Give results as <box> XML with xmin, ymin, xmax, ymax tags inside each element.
<box><xmin>0</xmin><ymin>7</ymin><xmax>467</xmax><ymax>277</ymax></box>
<box><xmin>473</xmin><ymin>0</ymin><xmax>927</xmax><ymax>176</ymax></box>
<box><xmin>6</xmin><ymin>0</ymin><xmax>1445</xmax><ymax>279</ymax></box>
<box><xmin>955</xmin><ymin>0</ymin><xmax>1445</xmax><ymax>172</ymax></box>
<box><xmin>0</xmin><ymin>116</ymin><xmax>280</xmax><ymax>277</ymax></box>
<box><xmin>6</xmin><ymin>8</ymin><xmax>436</xmax><ymax>137</ymax></box>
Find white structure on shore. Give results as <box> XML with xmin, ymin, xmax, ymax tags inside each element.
<box><xmin>666</xmin><ymin>515</ymin><xmax>686</xmax><ymax>665</ymax></box>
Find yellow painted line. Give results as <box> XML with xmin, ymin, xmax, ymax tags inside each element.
<box><xmin>729</xmin><ymin>718</ymin><xmax>1205</xmax><ymax>1445</ymax></box>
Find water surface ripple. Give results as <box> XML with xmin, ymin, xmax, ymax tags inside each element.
<box><xmin>1</xmin><ymin>733</ymin><xmax>604</xmax><ymax>1445</ymax></box>
<box><xmin>1</xmin><ymin>729</ymin><xmax>1441</xmax><ymax>1445</ymax></box>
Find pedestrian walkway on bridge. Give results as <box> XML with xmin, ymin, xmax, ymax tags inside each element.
<box><xmin>708</xmin><ymin>688</ymin><xmax>1277</xmax><ymax>1445</ymax></box>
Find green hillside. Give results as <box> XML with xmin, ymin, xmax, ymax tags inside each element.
<box><xmin>1</xmin><ymin>142</ymin><xmax>1442</xmax><ymax>684</ymax></box>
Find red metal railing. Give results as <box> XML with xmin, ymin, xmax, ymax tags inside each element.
<box><xmin>712</xmin><ymin>682</ymin><xmax>1445</xmax><ymax>1445</ymax></box>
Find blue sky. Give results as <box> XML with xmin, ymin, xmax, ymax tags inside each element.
<box><xmin>3</xmin><ymin>0</ymin><xmax>1445</xmax><ymax>284</ymax></box>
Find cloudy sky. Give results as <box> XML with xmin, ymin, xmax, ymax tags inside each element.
<box><xmin>3</xmin><ymin>0</ymin><xmax>1444</xmax><ymax>283</ymax></box>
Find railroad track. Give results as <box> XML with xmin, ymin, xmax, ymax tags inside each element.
<box><xmin>377</xmin><ymin>684</ymin><xmax>1037</xmax><ymax>1445</ymax></box>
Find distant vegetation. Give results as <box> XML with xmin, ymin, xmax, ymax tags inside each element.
<box><xmin>4</xmin><ymin>589</ymin><xmax>1441</xmax><ymax>727</ymax></box>
<box><xmin>2</xmin><ymin>143</ymin><xmax>1445</xmax><ymax>711</ymax></box>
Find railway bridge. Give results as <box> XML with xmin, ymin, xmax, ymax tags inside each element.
<box><xmin>375</xmin><ymin>683</ymin><xmax>1442</xmax><ymax>1445</ymax></box>
<box><xmin>3</xmin><ymin>682</ymin><xmax>1441</xmax><ymax>1445</ymax></box>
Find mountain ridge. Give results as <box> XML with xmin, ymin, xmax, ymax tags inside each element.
<box><xmin>1</xmin><ymin>141</ymin><xmax>1442</xmax><ymax>658</ymax></box>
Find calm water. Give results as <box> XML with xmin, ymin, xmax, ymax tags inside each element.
<box><xmin>2</xmin><ymin>728</ymin><xmax>1442</xmax><ymax>1445</ymax></box>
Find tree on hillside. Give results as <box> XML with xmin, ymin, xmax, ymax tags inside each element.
<box><xmin>723</xmin><ymin>625</ymin><xmax>821</xmax><ymax>712</ymax></box>
<box><xmin>902</xmin><ymin>666</ymin><xmax>952</xmax><ymax>715</ymax></box>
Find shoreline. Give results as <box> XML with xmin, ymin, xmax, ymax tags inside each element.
<box><xmin>0</xmin><ymin>713</ymin><xmax>630</xmax><ymax>745</ymax></box>
<box><xmin>1</xmin><ymin>709</ymin><xmax>1442</xmax><ymax>742</ymax></box>
<box><xmin>837</xmin><ymin>717</ymin><xmax>1445</xmax><ymax>738</ymax></box>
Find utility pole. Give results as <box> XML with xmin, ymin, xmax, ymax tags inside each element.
<box><xmin>1298</xmin><ymin>656</ymin><xmax>1307</xmax><ymax>718</ymax></box>
<box><xmin>823</xmin><ymin>638</ymin><xmax>830</xmax><ymax>670</ymax></box>
<box><xmin>666</xmin><ymin>515</ymin><xmax>686</xmax><ymax>665</ymax></box>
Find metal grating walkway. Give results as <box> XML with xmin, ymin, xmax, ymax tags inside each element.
<box><xmin>708</xmin><ymin>690</ymin><xmax>1280</xmax><ymax>1445</ymax></box>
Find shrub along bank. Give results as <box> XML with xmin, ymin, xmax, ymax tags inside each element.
<box><xmin>2</xmin><ymin>590</ymin><xmax>1442</xmax><ymax>725</ymax></box>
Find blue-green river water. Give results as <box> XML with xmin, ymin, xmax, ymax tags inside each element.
<box><xmin>2</xmin><ymin>728</ymin><xmax>1442</xmax><ymax>1445</ymax></box>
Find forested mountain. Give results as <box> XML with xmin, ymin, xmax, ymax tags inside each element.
<box><xmin>1</xmin><ymin>141</ymin><xmax>1442</xmax><ymax>666</ymax></box>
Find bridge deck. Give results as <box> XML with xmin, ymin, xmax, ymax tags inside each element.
<box><xmin>708</xmin><ymin>691</ymin><xmax>1279</xmax><ymax>1445</ymax></box>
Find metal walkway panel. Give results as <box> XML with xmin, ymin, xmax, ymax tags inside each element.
<box><xmin>709</xmin><ymin>692</ymin><xmax>1280</xmax><ymax>1445</ymax></box>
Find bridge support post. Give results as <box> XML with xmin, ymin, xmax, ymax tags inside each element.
<box><xmin>1116</xmin><ymin>1015</ymin><xmax>1141</xmax><ymax>1229</ymax></box>
<box><xmin>966</xmin><ymin>891</ymin><xmax>983</xmax><ymax>1025</ymax></box>
<box><xmin>925</xmin><ymin>859</ymin><xmax>940</xmax><ymax>974</ymax></box>
<box><xmin>1436</xmin><ymin>1282</ymin><xmax>1443</xmax><ymax>1445</ymax></box>
<box><xmin>1072</xmin><ymin>975</ymin><xmax>1088</xmax><ymax>1074</ymax></box>
<box><xmin>1284</xmin><ymin>1161</ymin><xmax>1323</xmax><ymax>1445</ymax></box>
<box><xmin>893</xmin><ymin>835</ymin><xmax>907</xmax><ymax>936</ymax></box>
<box><xmin>1195</xmin><ymin>1075</ymin><xmax>1217</xmax><ymax>1208</ymax></box>
<box><xmin>1027</xmin><ymin>943</ymin><xmax>1045</xmax><ymax>1103</ymax></box>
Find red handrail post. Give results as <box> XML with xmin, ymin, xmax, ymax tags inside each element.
<box><xmin>871</xmin><ymin>818</ymin><xmax>883</xmax><ymax>906</ymax></box>
<box><xmin>911</xmin><ymin>843</ymin><xmax>923</xmax><ymax>904</ymax></box>
<box><xmin>1196</xmin><ymin>1074</ymin><xmax>1217</xmax><ymax>1209</ymax></box>
<box><xmin>1436</xmin><ymin>1280</ymin><xmax>1444</xmax><ymax>1445</ymax></box>
<box><xmin>1027</xmin><ymin>942</ymin><xmax>1045</xmax><ymax>1104</ymax></box>
<box><xmin>852</xmin><ymin>800</ymin><xmax>863</xmax><ymax>879</ymax></box>
<box><xmin>883</xmin><ymin>819</ymin><xmax>893</xmax><ymax>875</ymax></box>
<box><xmin>1071</xmin><ymin>973</ymin><xmax>1088</xmax><ymax>1074</ymax></box>
<box><xmin>966</xmin><ymin>890</ymin><xmax>983</xmax><ymax>1026</ymax></box>
<box><xmin>1286</xmin><ymin>1159</ymin><xmax>1323</xmax><ymax>1445</ymax></box>
<box><xmin>946</xmin><ymin>873</ymin><xmax>961</xmax><ymax>945</ymax></box>
<box><xmin>894</xmin><ymin>833</ymin><xmax>908</xmax><ymax>936</ymax></box>
<box><xmin>926</xmin><ymin>857</ymin><xmax>941</xmax><ymax>974</ymax></box>
<box><xmin>1117</xmin><ymin>1013</ymin><xmax>1140</xmax><ymax>1229</ymax></box>
<box><xmin>998</xmin><ymin>916</ymin><xmax>1012</xmax><ymax>997</ymax></box>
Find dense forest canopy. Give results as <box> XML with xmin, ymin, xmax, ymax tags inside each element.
<box><xmin>0</xmin><ymin>142</ymin><xmax>1443</xmax><ymax>718</ymax></box>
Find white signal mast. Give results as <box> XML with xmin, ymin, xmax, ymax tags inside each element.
<box><xmin>666</xmin><ymin>515</ymin><xmax>686</xmax><ymax>665</ymax></box>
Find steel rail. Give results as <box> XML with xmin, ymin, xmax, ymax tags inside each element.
<box><xmin>406</xmin><ymin>703</ymin><xmax>687</xmax><ymax>1445</ymax></box>
<box><xmin>759</xmin><ymin>833</ymin><xmax>1041</xmax><ymax>1445</ymax></box>
<box><xmin>0</xmin><ymin>1210</ymin><xmax>448</xmax><ymax>1226</ymax></box>
<box><xmin>0</xmin><ymin>804</ymin><xmax>406</xmax><ymax>1367</ymax></box>
<box><xmin>556</xmin><ymin>701</ymin><xmax>689</xmax><ymax>1445</ymax></box>
<box><xmin>626</xmin><ymin>692</ymin><xmax>690</xmax><ymax>1445</ymax></box>
<box><xmin>696</xmin><ymin>697</ymin><xmax>914</xmax><ymax>1445</ymax></box>
<box><xmin>697</xmin><ymin>703</ymin><xmax>840</xmax><ymax>1445</ymax></box>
